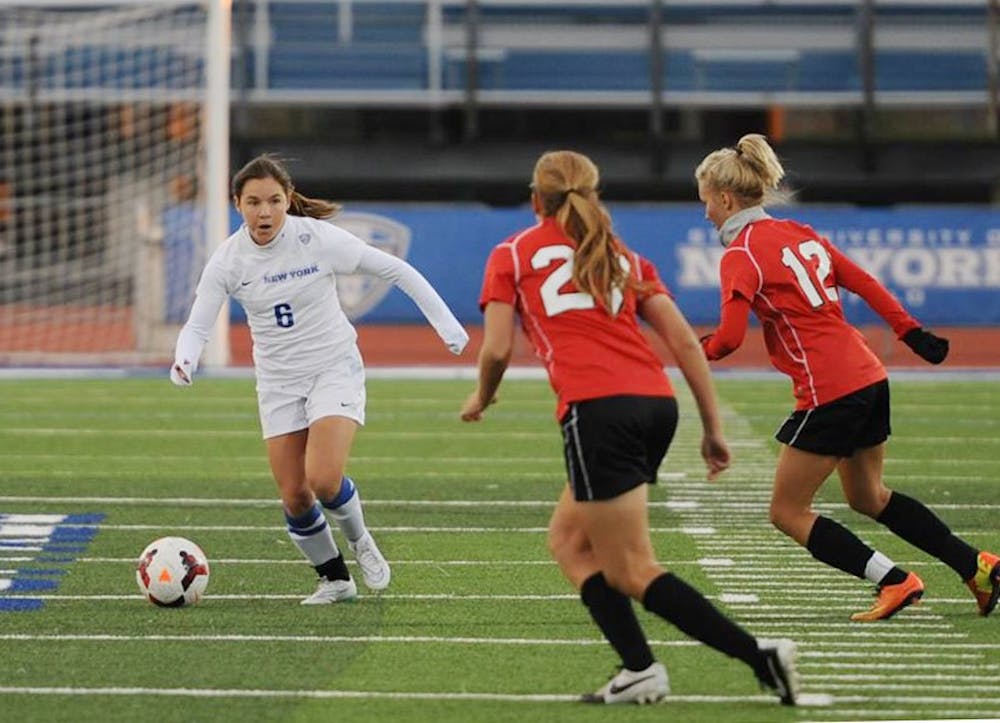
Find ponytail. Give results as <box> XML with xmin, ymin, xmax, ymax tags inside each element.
<box><xmin>232</xmin><ymin>154</ymin><xmax>341</xmax><ymax>219</ymax></box>
<box><xmin>695</xmin><ymin>133</ymin><xmax>787</xmax><ymax>206</ymax></box>
<box><xmin>532</xmin><ymin>151</ymin><xmax>642</xmax><ymax>313</ymax></box>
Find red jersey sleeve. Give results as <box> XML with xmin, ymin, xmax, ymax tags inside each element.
<box><xmin>635</xmin><ymin>253</ymin><xmax>670</xmax><ymax>300</ymax></box>
<box><xmin>825</xmin><ymin>240</ymin><xmax>919</xmax><ymax>337</ymax></box>
<box><xmin>478</xmin><ymin>243</ymin><xmax>518</xmax><ymax>311</ymax></box>
<box><xmin>719</xmin><ymin>246</ymin><xmax>760</xmax><ymax>303</ymax></box>
<box><xmin>702</xmin><ymin>294</ymin><xmax>752</xmax><ymax>360</ymax></box>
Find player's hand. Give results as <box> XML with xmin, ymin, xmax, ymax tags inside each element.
<box><xmin>447</xmin><ymin>328</ymin><xmax>470</xmax><ymax>355</ymax></box>
<box><xmin>460</xmin><ymin>391</ymin><xmax>495</xmax><ymax>422</ymax></box>
<box><xmin>170</xmin><ymin>359</ymin><xmax>194</xmax><ymax>386</ymax></box>
<box><xmin>701</xmin><ymin>432</ymin><xmax>731</xmax><ymax>482</ymax></box>
<box><xmin>902</xmin><ymin>328</ymin><xmax>949</xmax><ymax>365</ymax></box>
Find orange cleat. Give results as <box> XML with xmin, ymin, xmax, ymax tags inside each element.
<box><xmin>851</xmin><ymin>572</ymin><xmax>924</xmax><ymax>622</ymax></box>
<box><xmin>966</xmin><ymin>551</ymin><xmax>1000</xmax><ymax>617</ymax></box>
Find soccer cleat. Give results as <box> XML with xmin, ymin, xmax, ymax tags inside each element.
<box><xmin>580</xmin><ymin>662</ymin><xmax>669</xmax><ymax>704</ymax></box>
<box><xmin>300</xmin><ymin>577</ymin><xmax>357</xmax><ymax>605</ymax></box>
<box><xmin>850</xmin><ymin>571</ymin><xmax>924</xmax><ymax>622</ymax></box>
<box><xmin>966</xmin><ymin>551</ymin><xmax>1000</xmax><ymax>617</ymax></box>
<box><xmin>757</xmin><ymin>638</ymin><xmax>799</xmax><ymax>706</ymax></box>
<box><xmin>349</xmin><ymin>531</ymin><xmax>391</xmax><ymax>591</ymax></box>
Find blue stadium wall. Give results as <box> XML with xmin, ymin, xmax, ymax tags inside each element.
<box><xmin>186</xmin><ymin>205</ymin><xmax>1000</xmax><ymax>327</ymax></box>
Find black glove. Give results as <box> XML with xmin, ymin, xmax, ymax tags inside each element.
<box><xmin>902</xmin><ymin>328</ymin><xmax>949</xmax><ymax>365</ymax></box>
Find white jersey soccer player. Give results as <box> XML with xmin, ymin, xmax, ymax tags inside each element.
<box><xmin>170</xmin><ymin>155</ymin><xmax>468</xmax><ymax>606</ymax></box>
<box><xmin>173</xmin><ymin>213</ymin><xmax>467</xmax><ymax>386</ymax></box>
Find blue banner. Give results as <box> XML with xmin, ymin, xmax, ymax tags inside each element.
<box><xmin>200</xmin><ymin>204</ymin><xmax>1000</xmax><ymax>326</ymax></box>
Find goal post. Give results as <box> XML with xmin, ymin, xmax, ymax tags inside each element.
<box><xmin>0</xmin><ymin>0</ymin><xmax>231</xmax><ymax>368</ymax></box>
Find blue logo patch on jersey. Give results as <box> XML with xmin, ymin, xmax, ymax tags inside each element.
<box><xmin>299</xmin><ymin>234</ymin><xmax>311</xmax><ymax>245</ymax></box>
<box><xmin>334</xmin><ymin>212</ymin><xmax>412</xmax><ymax>320</ymax></box>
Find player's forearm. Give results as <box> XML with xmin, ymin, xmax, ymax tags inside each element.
<box><xmin>673</xmin><ymin>334</ymin><xmax>725</xmax><ymax>437</ymax></box>
<box><xmin>357</xmin><ymin>246</ymin><xmax>468</xmax><ymax>353</ymax></box>
<box><xmin>475</xmin><ymin>349</ymin><xmax>509</xmax><ymax>407</ymax></box>
<box><xmin>174</xmin><ymin>292</ymin><xmax>222</xmax><ymax>369</ymax></box>
<box><xmin>702</xmin><ymin>295</ymin><xmax>751</xmax><ymax>360</ymax></box>
<box><xmin>832</xmin><ymin>248</ymin><xmax>918</xmax><ymax>336</ymax></box>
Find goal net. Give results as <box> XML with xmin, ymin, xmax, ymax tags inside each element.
<box><xmin>0</xmin><ymin>0</ymin><xmax>230</xmax><ymax>367</ymax></box>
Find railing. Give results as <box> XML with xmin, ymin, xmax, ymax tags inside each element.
<box><xmin>228</xmin><ymin>0</ymin><xmax>998</xmax><ymax>113</ymax></box>
<box><xmin>2</xmin><ymin>1</ymin><xmax>998</xmax><ymax>116</ymax></box>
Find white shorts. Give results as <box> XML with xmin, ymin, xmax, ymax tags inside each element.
<box><xmin>256</xmin><ymin>348</ymin><xmax>366</xmax><ymax>439</ymax></box>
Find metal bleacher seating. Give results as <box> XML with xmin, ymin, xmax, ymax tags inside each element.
<box><xmin>241</xmin><ymin>0</ymin><xmax>996</xmax><ymax>110</ymax></box>
<box><xmin>1</xmin><ymin>1</ymin><xmax>991</xmax><ymax>109</ymax></box>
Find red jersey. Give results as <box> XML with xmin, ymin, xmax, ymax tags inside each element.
<box><xmin>710</xmin><ymin>217</ymin><xmax>918</xmax><ymax>409</ymax></box>
<box><xmin>479</xmin><ymin>217</ymin><xmax>674</xmax><ymax>420</ymax></box>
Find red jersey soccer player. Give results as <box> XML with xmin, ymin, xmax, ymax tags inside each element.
<box><xmin>461</xmin><ymin>150</ymin><xmax>799</xmax><ymax>705</ymax></box>
<box><xmin>697</xmin><ymin>133</ymin><xmax>999</xmax><ymax>621</ymax></box>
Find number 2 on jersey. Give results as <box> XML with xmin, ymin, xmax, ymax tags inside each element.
<box><xmin>532</xmin><ymin>245</ymin><xmax>627</xmax><ymax>317</ymax></box>
<box><xmin>780</xmin><ymin>240</ymin><xmax>839</xmax><ymax>308</ymax></box>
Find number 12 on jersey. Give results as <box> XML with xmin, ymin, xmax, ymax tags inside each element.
<box><xmin>780</xmin><ymin>240</ymin><xmax>839</xmax><ymax>308</ymax></box>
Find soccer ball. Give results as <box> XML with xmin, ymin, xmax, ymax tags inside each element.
<box><xmin>136</xmin><ymin>536</ymin><xmax>210</xmax><ymax>607</ymax></box>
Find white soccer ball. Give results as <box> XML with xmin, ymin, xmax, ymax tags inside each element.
<box><xmin>135</xmin><ymin>536</ymin><xmax>210</xmax><ymax>607</ymax></box>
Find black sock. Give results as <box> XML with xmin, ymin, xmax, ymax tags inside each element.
<box><xmin>642</xmin><ymin>572</ymin><xmax>763</xmax><ymax>675</ymax></box>
<box><xmin>877</xmin><ymin>491</ymin><xmax>978</xmax><ymax>579</ymax></box>
<box><xmin>879</xmin><ymin>567</ymin><xmax>908</xmax><ymax>586</ymax></box>
<box><xmin>315</xmin><ymin>553</ymin><xmax>350</xmax><ymax>581</ymax></box>
<box><xmin>581</xmin><ymin>573</ymin><xmax>655</xmax><ymax>671</ymax></box>
<box><xmin>806</xmin><ymin>515</ymin><xmax>876</xmax><ymax>580</ymax></box>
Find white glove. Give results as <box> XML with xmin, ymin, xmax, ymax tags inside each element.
<box><xmin>170</xmin><ymin>359</ymin><xmax>194</xmax><ymax>386</ymax></box>
<box><xmin>446</xmin><ymin>329</ymin><xmax>470</xmax><ymax>355</ymax></box>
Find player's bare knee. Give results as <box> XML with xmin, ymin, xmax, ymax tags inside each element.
<box><xmin>547</xmin><ymin>526</ymin><xmax>582</xmax><ymax>565</ymax></box>
<box><xmin>281</xmin><ymin>487</ymin><xmax>315</xmax><ymax>516</ymax></box>
<box><xmin>603</xmin><ymin>564</ymin><xmax>656</xmax><ymax>600</ymax></box>
<box><xmin>847</xmin><ymin>487</ymin><xmax>891</xmax><ymax>518</ymax></box>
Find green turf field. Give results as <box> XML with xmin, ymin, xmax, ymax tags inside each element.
<box><xmin>0</xmin><ymin>374</ymin><xmax>997</xmax><ymax>722</ymax></box>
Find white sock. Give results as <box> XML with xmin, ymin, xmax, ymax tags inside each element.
<box><xmin>286</xmin><ymin>502</ymin><xmax>341</xmax><ymax>566</ymax></box>
<box><xmin>864</xmin><ymin>551</ymin><xmax>896</xmax><ymax>584</ymax></box>
<box><xmin>322</xmin><ymin>476</ymin><xmax>367</xmax><ymax>544</ymax></box>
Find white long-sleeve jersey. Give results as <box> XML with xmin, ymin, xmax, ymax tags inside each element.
<box><xmin>174</xmin><ymin>214</ymin><xmax>468</xmax><ymax>385</ymax></box>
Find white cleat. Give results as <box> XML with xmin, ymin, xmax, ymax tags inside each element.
<box><xmin>757</xmin><ymin>638</ymin><xmax>800</xmax><ymax>706</ymax></box>
<box><xmin>349</xmin><ymin>531</ymin><xmax>391</xmax><ymax>591</ymax></box>
<box><xmin>580</xmin><ymin>662</ymin><xmax>669</xmax><ymax>704</ymax></box>
<box><xmin>300</xmin><ymin>577</ymin><xmax>357</xmax><ymax>605</ymax></box>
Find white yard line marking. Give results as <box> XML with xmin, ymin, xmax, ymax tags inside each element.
<box><xmin>0</xmin><ymin>686</ymin><xmax>802</xmax><ymax>705</ymax></box>
<box><xmin>0</xmin><ymin>632</ymin><xmax>695</xmax><ymax>646</ymax></box>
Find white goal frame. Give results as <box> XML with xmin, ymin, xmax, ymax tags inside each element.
<box><xmin>0</xmin><ymin>0</ymin><xmax>231</xmax><ymax>367</ymax></box>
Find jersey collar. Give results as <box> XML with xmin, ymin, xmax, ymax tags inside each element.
<box><xmin>719</xmin><ymin>206</ymin><xmax>769</xmax><ymax>247</ymax></box>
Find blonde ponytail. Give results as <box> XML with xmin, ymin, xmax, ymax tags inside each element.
<box><xmin>532</xmin><ymin>151</ymin><xmax>639</xmax><ymax>313</ymax></box>
<box><xmin>695</xmin><ymin>133</ymin><xmax>787</xmax><ymax>206</ymax></box>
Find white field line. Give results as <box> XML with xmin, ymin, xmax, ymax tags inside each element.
<box><xmin>0</xmin><ymin>633</ymin><xmax>691</xmax><ymax>646</ymax></box>
<box><xmin>5</xmin><ymin>493</ymin><xmax>996</xmax><ymax>513</ymax></box>
<box><xmin>0</xmin><ymin>592</ymin><xmax>978</xmax><ymax>611</ymax></box>
<box><xmin>4</xmin><ymin>632</ymin><xmax>999</xmax><ymax>651</ymax></box>
<box><xmin>800</xmin><ymin>662</ymin><xmax>1000</xmax><ymax>670</ymax></box>
<box><xmin>0</xmin><ymin>686</ymin><xmax>808</xmax><ymax>706</ymax></box>
<box><xmin>807</xmin><ymin>673</ymin><xmax>1000</xmax><ymax>682</ymax></box>
<box><xmin>803</xmin><ymin>710</ymin><xmax>1000</xmax><ymax>720</ymax></box>
<box><xmin>0</xmin><ymin>523</ymin><xmax>717</xmax><ymax>535</ymax></box>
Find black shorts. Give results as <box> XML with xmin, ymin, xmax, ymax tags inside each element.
<box><xmin>560</xmin><ymin>395</ymin><xmax>678</xmax><ymax>502</ymax></box>
<box><xmin>775</xmin><ymin>379</ymin><xmax>891</xmax><ymax>458</ymax></box>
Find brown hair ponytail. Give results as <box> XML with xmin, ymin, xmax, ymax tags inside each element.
<box><xmin>232</xmin><ymin>154</ymin><xmax>341</xmax><ymax>219</ymax></box>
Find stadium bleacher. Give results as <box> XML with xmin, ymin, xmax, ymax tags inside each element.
<box><xmin>1</xmin><ymin>1</ymin><xmax>993</xmax><ymax>106</ymax></box>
